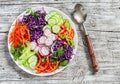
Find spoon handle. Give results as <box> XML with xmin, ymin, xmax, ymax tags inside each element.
<box><xmin>85</xmin><ymin>35</ymin><xmax>98</xmax><ymax>72</ymax></box>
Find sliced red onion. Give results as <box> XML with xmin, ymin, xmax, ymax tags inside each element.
<box><xmin>50</xmin><ymin>41</ymin><xmax>56</xmax><ymax>53</ymax></box>
<box><xmin>37</xmin><ymin>36</ymin><xmax>47</xmax><ymax>45</ymax></box>
<box><xmin>44</xmin><ymin>29</ymin><xmax>51</xmax><ymax>37</ymax></box>
<box><xmin>39</xmin><ymin>46</ymin><xmax>50</xmax><ymax>56</ymax></box>
<box><xmin>30</xmin><ymin>41</ymin><xmax>37</xmax><ymax>50</ymax></box>
<box><xmin>45</xmin><ymin>38</ymin><xmax>53</xmax><ymax>46</ymax></box>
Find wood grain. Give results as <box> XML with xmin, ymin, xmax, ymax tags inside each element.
<box><xmin>0</xmin><ymin>0</ymin><xmax>120</xmax><ymax>84</ymax></box>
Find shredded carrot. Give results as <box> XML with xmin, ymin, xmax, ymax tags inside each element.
<box><xmin>35</xmin><ymin>52</ymin><xmax>60</xmax><ymax>74</ymax></box>
<box><xmin>9</xmin><ymin>20</ymin><xmax>30</xmax><ymax>47</ymax></box>
<box><xmin>69</xmin><ymin>28</ymin><xmax>74</xmax><ymax>39</ymax></box>
<box><xmin>59</xmin><ymin>22</ymin><xmax>75</xmax><ymax>40</ymax></box>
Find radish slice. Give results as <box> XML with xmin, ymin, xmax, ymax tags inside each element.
<box><xmin>48</xmin><ymin>33</ymin><xmax>57</xmax><ymax>41</ymax></box>
<box><xmin>45</xmin><ymin>38</ymin><xmax>53</xmax><ymax>46</ymax></box>
<box><xmin>44</xmin><ymin>29</ymin><xmax>51</xmax><ymax>36</ymax></box>
<box><xmin>34</xmin><ymin>45</ymin><xmax>43</xmax><ymax>52</ymax></box>
<box><xmin>34</xmin><ymin>46</ymin><xmax>39</xmax><ymax>52</ymax></box>
<box><xmin>30</xmin><ymin>41</ymin><xmax>37</xmax><ymax>50</ymax></box>
<box><xmin>39</xmin><ymin>46</ymin><xmax>50</xmax><ymax>56</ymax></box>
<box><xmin>18</xmin><ymin>15</ymin><xmax>24</xmax><ymax>22</ymax></box>
<box><xmin>37</xmin><ymin>36</ymin><xmax>47</xmax><ymax>45</ymax></box>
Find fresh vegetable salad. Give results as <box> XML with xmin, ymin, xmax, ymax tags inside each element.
<box><xmin>9</xmin><ymin>8</ymin><xmax>75</xmax><ymax>74</ymax></box>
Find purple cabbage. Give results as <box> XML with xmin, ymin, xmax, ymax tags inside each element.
<box><xmin>22</xmin><ymin>8</ymin><xmax>47</xmax><ymax>41</ymax></box>
<box><xmin>52</xmin><ymin>40</ymin><xmax>73</xmax><ymax>62</ymax></box>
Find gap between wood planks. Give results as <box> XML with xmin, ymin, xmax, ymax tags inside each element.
<box><xmin>0</xmin><ymin>0</ymin><xmax>119</xmax><ymax>5</ymax></box>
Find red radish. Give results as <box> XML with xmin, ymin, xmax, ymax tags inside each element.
<box><xmin>44</xmin><ymin>29</ymin><xmax>51</xmax><ymax>37</ymax></box>
<box><xmin>30</xmin><ymin>41</ymin><xmax>37</xmax><ymax>50</ymax></box>
<box><xmin>33</xmin><ymin>45</ymin><xmax>43</xmax><ymax>52</ymax></box>
<box><xmin>45</xmin><ymin>38</ymin><xmax>53</xmax><ymax>46</ymax></box>
<box><xmin>37</xmin><ymin>36</ymin><xmax>47</xmax><ymax>45</ymax></box>
<box><xmin>48</xmin><ymin>33</ymin><xmax>57</xmax><ymax>41</ymax></box>
<box><xmin>39</xmin><ymin>46</ymin><xmax>50</xmax><ymax>56</ymax></box>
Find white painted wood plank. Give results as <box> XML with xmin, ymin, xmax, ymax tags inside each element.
<box><xmin>0</xmin><ymin>0</ymin><xmax>119</xmax><ymax>5</ymax></box>
<box><xmin>0</xmin><ymin>3</ymin><xmax>120</xmax><ymax>32</ymax></box>
<box><xmin>0</xmin><ymin>0</ymin><xmax>120</xmax><ymax>84</ymax></box>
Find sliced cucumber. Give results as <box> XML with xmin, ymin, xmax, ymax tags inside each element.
<box><xmin>28</xmin><ymin>56</ymin><xmax>38</xmax><ymax>63</ymax></box>
<box><xmin>54</xmin><ymin>14</ymin><xmax>64</xmax><ymax>25</ymax></box>
<box><xmin>29</xmin><ymin>62</ymin><xmax>37</xmax><ymax>69</ymax></box>
<box><xmin>45</xmin><ymin>11</ymin><xmax>60</xmax><ymax>22</ymax></box>
<box><xmin>49</xmin><ymin>10</ymin><xmax>57</xmax><ymax>17</ymax></box>
<box><xmin>52</xmin><ymin>25</ymin><xmax>61</xmax><ymax>34</ymax></box>
<box><xmin>19</xmin><ymin>45</ymin><xmax>31</xmax><ymax>60</ymax></box>
<box><xmin>24</xmin><ymin>61</ymin><xmax>30</xmax><ymax>68</ymax></box>
<box><xmin>42</xmin><ymin>25</ymin><xmax>51</xmax><ymax>31</ymax></box>
<box><xmin>45</xmin><ymin>14</ymin><xmax>51</xmax><ymax>21</ymax></box>
<box><xmin>51</xmin><ymin>17</ymin><xmax>59</xmax><ymax>24</ymax></box>
<box><xmin>19</xmin><ymin>52</ymin><xmax>36</xmax><ymax>65</ymax></box>
<box><xmin>48</xmin><ymin>18</ymin><xmax>56</xmax><ymax>26</ymax></box>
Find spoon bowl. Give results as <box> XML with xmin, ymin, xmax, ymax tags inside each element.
<box><xmin>73</xmin><ymin>4</ymin><xmax>87</xmax><ymax>24</ymax></box>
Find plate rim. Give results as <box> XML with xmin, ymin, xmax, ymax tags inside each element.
<box><xmin>8</xmin><ymin>6</ymin><xmax>78</xmax><ymax>76</ymax></box>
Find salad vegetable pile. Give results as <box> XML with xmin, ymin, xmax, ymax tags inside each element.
<box><xmin>9</xmin><ymin>8</ymin><xmax>75</xmax><ymax>74</ymax></box>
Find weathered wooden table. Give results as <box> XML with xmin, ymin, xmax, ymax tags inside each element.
<box><xmin>0</xmin><ymin>0</ymin><xmax>120</xmax><ymax>84</ymax></box>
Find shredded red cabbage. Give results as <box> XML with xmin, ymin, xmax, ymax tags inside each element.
<box><xmin>22</xmin><ymin>8</ymin><xmax>47</xmax><ymax>41</ymax></box>
<box><xmin>52</xmin><ymin>40</ymin><xmax>73</xmax><ymax>62</ymax></box>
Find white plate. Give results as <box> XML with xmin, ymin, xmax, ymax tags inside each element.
<box><xmin>8</xmin><ymin>6</ymin><xmax>78</xmax><ymax>76</ymax></box>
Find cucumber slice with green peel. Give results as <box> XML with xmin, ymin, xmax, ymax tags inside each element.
<box><xmin>45</xmin><ymin>11</ymin><xmax>61</xmax><ymax>22</ymax></box>
<box><xmin>65</xmin><ymin>19</ymin><xmax>71</xmax><ymax>30</ymax></box>
<box><xmin>42</xmin><ymin>25</ymin><xmax>51</xmax><ymax>31</ymax></box>
<box><xmin>24</xmin><ymin>61</ymin><xmax>30</xmax><ymax>68</ymax></box>
<box><xmin>54</xmin><ymin>14</ymin><xmax>64</xmax><ymax>25</ymax></box>
<box><xmin>48</xmin><ymin>18</ymin><xmax>56</xmax><ymax>26</ymax></box>
<box><xmin>50</xmin><ymin>14</ymin><xmax>63</xmax><ymax>25</ymax></box>
<box><xmin>45</xmin><ymin>14</ymin><xmax>51</xmax><ymax>21</ymax></box>
<box><xmin>50</xmin><ymin>17</ymin><xmax>59</xmax><ymax>24</ymax></box>
<box><xmin>28</xmin><ymin>56</ymin><xmax>38</xmax><ymax>63</ymax></box>
<box><xmin>57</xmin><ymin>13</ymin><xmax>63</xmax><ymax>18</ymax></box>
<box><xmin>49</xmin><ymin>10</ymin><xmax>58</xmax><ymax>17</ymax></box>
<box><xmin>29</xmin><ymin>62</ymin><xmax>37</xmax><ymax>69</ymax></box>
<box><xmin>19</xmin><ymin>52</ymin><xmax>36</xmax><ymax>65</ymax></box>
<box><xmin>52</xmin><ymin>25</ymin><xmax>61</xmax><ymax>34</ymax></box>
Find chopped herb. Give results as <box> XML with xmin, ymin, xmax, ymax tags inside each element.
<box><xmin>50</xmin><ymin>58</ymin><xmax>57</xmax><ymax>62</ymax></box>
<box><xmin>53</xmin><ymin>47</ymin><xmax>64</xmax><ymax>58</ymax></box>
<box><xmin>26</xmin><ymin>8</ymin><xmax>40</xmax><ymax>18</ymax></box>
<box><xmin>60</xmin><ymin>60</ymin><xmax>69</xmax><ymax>66</ymax></box>
<box><xmin>10</xmin><ymin>44</ymin><xmax>26</xmax><ymax>61</ymax></box>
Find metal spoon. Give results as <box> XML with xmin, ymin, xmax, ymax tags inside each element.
<box><xmin>72</xmin><ymin>4</ymin><xmax>98</xmax><ymax>72</ymax></box>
